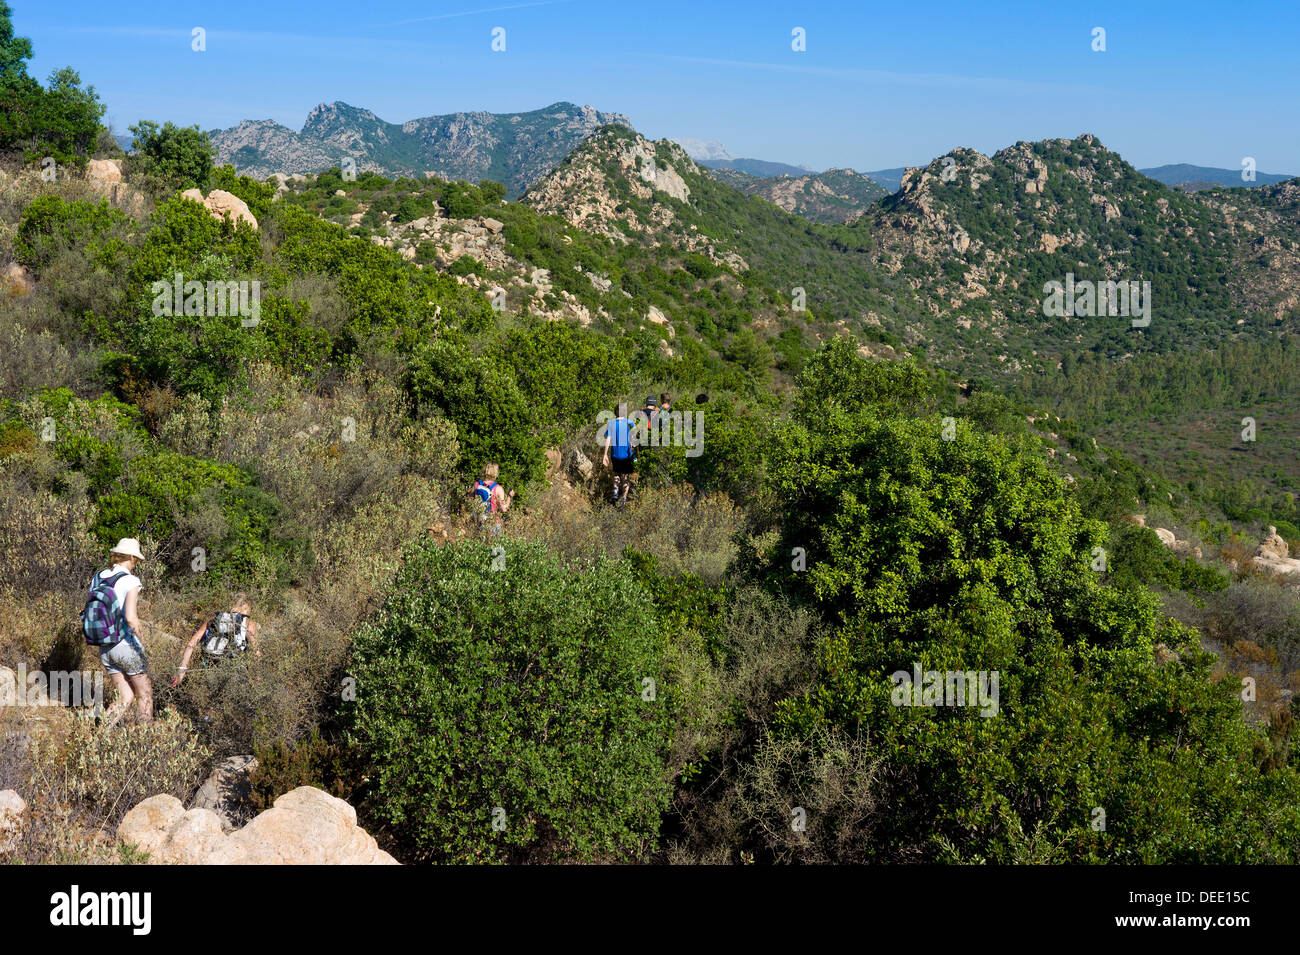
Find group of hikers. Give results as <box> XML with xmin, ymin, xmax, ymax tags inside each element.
<box><xmin>80</xmin><ymin>538</ymin><xmax>260</xmax><ymax>726</ymax></box>
<box><xmin>604</xmin><ymin>393</ymin><xmax>673</xmax><ymax>507</ymax></box>
<box><xmin>467</xmin><ymin>393</ymin><xmax>674</xmax><ymax>525</ymax></box>
<box><xmin>82</xmin><ymin>395</ymin><xmax>676</xmax><ymax>721</ymax></box>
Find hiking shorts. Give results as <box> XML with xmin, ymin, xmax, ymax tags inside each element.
<box><xmin>612</xmin><ymin>455</ymin><xmax>636</xmax><ymax>475</ymax></box>
<box><xmin>100</xmin><ymin>632</ymin><xmax>149</xmax><ymax>677</ymax></box>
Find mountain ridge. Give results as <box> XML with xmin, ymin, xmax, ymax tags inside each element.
<box><xmin>209</xmin><ymin>101</ymin><xmax>631</xmax><ymax>198</ymax></box>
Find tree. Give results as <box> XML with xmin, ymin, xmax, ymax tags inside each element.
<box><xmin>493</xmin><ymin>320</ymin><xmax>630</xmax><ymax>439</ymax></box>
<box><xmin>127</xmin><ymin>120</ymin><xmax>216</xmax><ymax>193</ymax></box>
<box><xmin>347</xmin><ymin>538</ymin><xmax>676</xmax><ymax>863</ymax></box>
<box><xmin>0</xmin><ymin>1</ymin><xmax>33</xmax><ymax>77</ymax></box>
<box><xmin>0</xmin><ymin>5</ymin><xmax>105</xmax><ymax>163</ymax></box>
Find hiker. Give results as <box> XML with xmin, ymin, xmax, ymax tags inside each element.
<box><xmin>471</xmin><ymin>463</ymin><xmax>514</xmax><ymax>533</ymax></box>
<box><xmin>171</xmin><ymin>594</ymin><xmax>262</xmax><ymax>687</ymax></box>
<box><xmin>602</xmin><ymin>401</ymin><xmax>638</xmax><ymax>505</ymax></box>
<box><xmin>81</xmin><ymin>538</ymin><xmax>152</xmax><ymax>724</ymax></box>
<box><xmin>658</xmin><ymin>393</ymin><xmax>672</xmax><ymax>424</ymax></box>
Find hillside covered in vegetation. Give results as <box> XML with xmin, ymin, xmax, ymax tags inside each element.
<box><xmin>1</xmin><ymin>3</ymin><xmax>1298</xmax><ymax>866</ymax></box>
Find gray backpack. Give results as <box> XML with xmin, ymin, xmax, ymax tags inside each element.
<box><xmin>203</xmin><ymin>611</ymin><xmax>248</xmax><ymax>658</ymax></box>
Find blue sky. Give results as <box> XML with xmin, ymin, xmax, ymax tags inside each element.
<box><xmin>13</xmin><ymin>0</ymin><xmax>1300</xmax><ymax>173</ymax></box>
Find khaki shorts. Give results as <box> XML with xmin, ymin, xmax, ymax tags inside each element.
<box><xmin>100</xmin><ymin>633</ymin><xmax>149</xmax><ymax>677</ymax></box>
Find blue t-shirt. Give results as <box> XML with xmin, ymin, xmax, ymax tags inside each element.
<box><xmin>610</xmin><ymin>417</ymin><xmax>632</xmax><ymax>459</ymax></box>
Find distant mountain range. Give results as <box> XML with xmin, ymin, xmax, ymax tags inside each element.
<box><xmin>200</xmin><ymin>106</ymin><xmax>1298</xmax><ymax>226</ymax></box>
<box><xmin>673</xmin><ymin>136</ymin><xmax>1300</xmax><ymax>199</ymax></box>
<box><xmin>524</xmin><ymin>125</ymin><xmax>1300</xmax><ymax>378</ymax></box>
<box><xmin>705</xmin><ymin>166</ymin><xmax>887</xmax><ymax>223</ymax></box>
<box><xmin>207</xmin><ymin>101</ymin><xmax>630</xmax><ymax>198</ymax></box>
<box><xmin>1137</xmin><ymin>163</ymin><xmax>1297</xmax><ymax>191</ymax></box>
<box><xmin>671</xmin><ymin>137</ymin><xmax>735</xmax><ymax>162</ymax></box>
<box><xmin>697</xmin><ymin>157</ymin><xmax>817</xmax><ymax>178</ymax></box>
<box><xmin>861</xmin><ymin>167</ymin><xmax>907</xmax><ymax>193</ymax></box>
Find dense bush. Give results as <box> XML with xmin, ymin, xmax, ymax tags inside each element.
<box><xmin>745</xmin><ymin>342</ymin><xmax>1300</xmax><ymax>862</ymax></box>
<box><xmin>90</xmin><ymin>449</ymin><xmax>295</xmax><ymax>579</ymax></box>
<box><xmin>249</xmin><ymin>733</ymin><xmax>362</xmax><ymax>813</ymax></box>
<box><xmin>404</xmin><ymin>333</ymin><xmax>544</xmax><ymax>486</ymax></box>
<box><xmin>493</xmin><ymin>320</ymin><xmax>630</xmax><ymax>440</ymax></box>
<box><xmin>125</xmin><ymin>120</ymin><xmax>216</xmax><ymax>194</ymax></box>
<box><xmin>347</xmin><ymin>538</ymin><xmax>677</xmax><ymax>863</ymax></box>
<box><xmin>1107</xmin><ymin>522</ymin><xmax>1230</xmax><ymax>594</ymax></box>
<box><xmin>14</xmin><ymin>195</ymin><xmax>133</xmax><ymax>273</ymax></box>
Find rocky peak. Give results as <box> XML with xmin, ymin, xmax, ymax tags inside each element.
<box><xmin>212</xmin><ymin>101</ymin><xmax>633</xmax><ymax>197</ymax></box>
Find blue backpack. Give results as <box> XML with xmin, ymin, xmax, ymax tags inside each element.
<box><xmin>610</xmin><ymin>417</ymin><xmax>633</xmax><ymax>460</ymax></box>
<box><xmin>81</xmin><ymin>571</ymin><xmax>129</xmax><ymax>647</ymax></box>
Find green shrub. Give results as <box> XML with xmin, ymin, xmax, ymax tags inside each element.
<box><xmin>14</xmin><ymin>195</ymin><xmax>132</xmax><ymax>273</ymax></box>
<box><xmin>493</xmin><ymin>320</ymin><xmax>630</xmax><ymax>439</ymax></box>
<box><xmin>347</xmin><ymin>538</ymin><xmax>677</xmax><ymax>863</ymax></box>
<box><xmin>90</xmin><ymin>449</ymin><xmax>308</xmax><ymax>582</ymax></box>
<box><xmin>438</xmin><ymin>180</ymin><xmax>484</xmax><ymax>218</ymax></box>
<box><xmin>404</xmin><ymin>334</ymin><xmax>545</xmax><ymax>486</ymax></box>
<box><xmin>1108</xmin><ymin>522</ymin><xmax>1229</xmax><ymax>594</ymax></box>
<box><xmin>248</xmin><ymin>732</ymin><xmax>362</xmax><ymax>812</ymax></box>
<box><xmin>447</xmin><ymin>254</ymin><xmax>481</xmax><ymax>276</ymax></box>
<box><xmin>792</xmin><ymin>336</ymin><xmax>940</xmax><ymax>420</ymax></box>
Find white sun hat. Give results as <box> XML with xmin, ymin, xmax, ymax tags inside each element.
<box><xmin>110</xmin><ymin>538</ymin><xmax>146</xmax><ymax>561</ymax></box>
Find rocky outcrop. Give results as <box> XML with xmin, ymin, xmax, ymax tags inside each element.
<box><xmin>81</xmin><ymin>158</ymin><xmax>149</xmax><ymax>218</ymax></box>
<box><xmin>86</xmin><ymin>158</ymin><xmax>123</xmax><ymax>186</ymax></box>
<box><xmin>646</xmin><ymin>305</ymin><xmax>675</xmax><ymax>339</ymax></box>
<box><xmin>1252</xmin><ymin>526</ymin><xmax>1300</xmax><ymax>579</ymax></box>
<box><xmin>711</xmin><ymin>167</ymin><xmax>888</xmax><ymax>224</ymax></box>
<box><xmin>569</xmin><ymin>447</ymin><xmax>594</xmax><ymax>483</ymax></box>
<box><xmin>1125</xmin><ymin>516</ymin><xmax>1204</xmax><ymax>560</ymax></box>
<box><xmin>181</xmin><ymin>188</ymin><xmax>259</xmax><ymax>230</ymax></box>
<box><xmin>118</xmin><ymin>786</ymin><xmax>397</xmax><ymax>864</ymax></box>
<box><xmin>523</xmin><ymin>129</ymin><xmax>749</xmax><ymax>271</ymax></box>
<box><xmin>544</xmin><ymin>447</ymin><xmax>563</xmax><ymax>476</ymax></box>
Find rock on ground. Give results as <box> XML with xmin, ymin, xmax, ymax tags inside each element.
<box><xmin>118</xmin><ymin>786</ymin><xmax>397</xmax><ymax>864</ymax></box>
<box><xmin>86</xmin><ymin>158</ymin><xmax>123</xmax><ymax>186</ymax></box>
<box><xmin>569</xmin><ymin>447</ymin><xmax>594</xmax><ymax>483</ymax></box>
<box><xmin>1252</xmin><ymin>526</ymin><xmax>1300</xmax><ymax>579</ymax></box>
<box><xmin>180</xmin><ymin>188</ymin><xmax>259</xmax><ymax>230</ymax></box>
